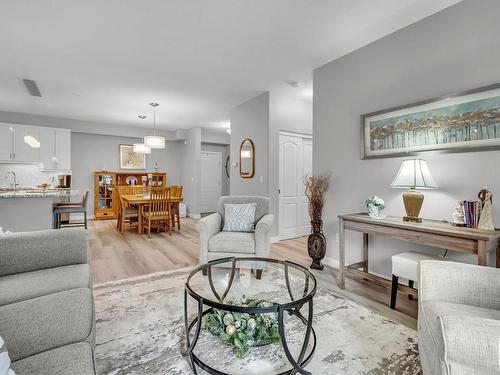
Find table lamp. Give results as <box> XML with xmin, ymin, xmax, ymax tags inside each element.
<box><xmin>391</xmin><ymin>159</ymin><xmax>437</xmax><ymax>222</ymax></box>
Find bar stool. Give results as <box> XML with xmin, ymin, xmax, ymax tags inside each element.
<box><xmin>53</xmin><ymin>189</ymin><xmax>90</xmax><ymax>229</ymax></box>
<box><xmin>391</xmin><ymin>251</ymin><xmax>444</xmax><ymax>310</ymax></box>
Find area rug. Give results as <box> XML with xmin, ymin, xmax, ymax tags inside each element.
<box><xmin>94</xmin><ymin>267</ymin><xmax>421</xmax><ymax>375</ymax></box>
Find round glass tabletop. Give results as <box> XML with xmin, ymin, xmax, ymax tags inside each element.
<box><xmin>185</xmin><ymin>257</ymin><xmax>316</xmax><ymax>312</ymax></box>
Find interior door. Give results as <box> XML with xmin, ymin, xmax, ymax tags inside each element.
<box><xmin>200</xmin><ymin>152</ymin><xmax>222</xmax><ymax>213</ymax></box>
<box><xmin>279</xmin><ymin>133</ymin><xmax>313</xmax><ymax>240</ymax></box>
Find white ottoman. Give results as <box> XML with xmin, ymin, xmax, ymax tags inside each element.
<box><xmin>391</xmin><ymin>251</ymin><xmax>444</xmax><ymax>310</ymax></box>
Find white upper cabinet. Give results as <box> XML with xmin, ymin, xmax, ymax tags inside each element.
<box><xmin>39</xmin><ymin>127</ymin><xmax>71</xmax><ymax>171</ymax></box>
<box><xmin>0</xmin><ymin>123</ymin><xmax>71</xmax><ymax>170</ymax></box>
<box><xmin>0</xmin><ymin>123</ymin><xmax>39</xmax><ymax>163</ymax></box>
<box><xmin>54</xmin><ymin>129</ymin><xmax>71</xmax><ymax>171</ymax></box>
<box><xmin>12</xmin><ymin>124</ymin><xmax>40</xmax><ymax>162</ymax></box>
<box><xmin>0</xmin><ymin>125</ymin><xmax>14</xmax><ymax>161</ymax></box>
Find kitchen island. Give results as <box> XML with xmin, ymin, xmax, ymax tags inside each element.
<box><xmin>0</xmin><ymin>189</ymin><xmax>79</xmax><ymax>232</ymax></box>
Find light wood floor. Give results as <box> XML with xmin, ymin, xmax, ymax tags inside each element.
<box><xmin>88</xmin><ymin>218</ymin><xmax>417</xmax><ymax>329</ymax></box>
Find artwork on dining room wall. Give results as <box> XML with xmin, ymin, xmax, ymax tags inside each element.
<box><xmin>119</xmin><ymin>144</ymin><xmax>146</xmax><ymax>170</ymax></box>
<box><xmin>361</xmin><ymin>83</ymin><xmax>500</xmax><ymax>159</ymax></box>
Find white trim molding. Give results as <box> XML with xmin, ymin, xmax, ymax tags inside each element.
<box><xmin>270</xmin><ymin>236</ymin><xmax>279</xmax><ymax>244</ymax></box>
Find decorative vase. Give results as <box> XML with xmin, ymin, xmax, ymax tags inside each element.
<box><xmin>367</xmin><ymin>203</ymin><xmax>386</xmax><ymax>219</ymax></box>
<box><xmin>308</xmin><ymin>219</ymin><xmax>326</xmax><ymax>270</ymax></box>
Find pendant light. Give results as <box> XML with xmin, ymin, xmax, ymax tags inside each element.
<box><xmin>133</xmin><ymin>115</ymin><xmax>151</xmax><ymax>154</ymax></box>
<box><xmin>144</xmin><ymin>102</ymin><xmax>165</xmax><ymax>149</ymax></box>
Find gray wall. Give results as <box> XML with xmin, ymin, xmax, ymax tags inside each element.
<box><xmin>269</xmin><ymin>94</ymin><xmax>312</xmax><ymax>237</ymax></box>
<box><xmin>230</xmin><ymin>93</ymin><xmax>270</xmax><ymax>196</ymax></box>
<box><xmin>180</xmin><ymin>127</ymin><xmax>202</xmax><ymax>217</ymax></box>
<box><xmin>201</xmin><ymin>143</ymin><xmax>230</xmax><ymax>197</ymax></box>
<box><xmin>313</xmin><ymin>0</ymin><xmax>500</xmax><ymax>276</ymax></box>
<box><xmin>72</xmin><ymin>132</ymin><xmax>182</xmax><ymax>217</ymax></box>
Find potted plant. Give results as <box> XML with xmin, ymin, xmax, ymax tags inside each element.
<box><xmin>304</xmin><ymin>175</ymin><xmax>329</xmax><ymax>270</ymax></box>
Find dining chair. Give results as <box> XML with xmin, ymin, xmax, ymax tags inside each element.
<box><xmin>169</xmin><ymin>185</ymin><xmax>183</xmax><ymax>231</ymax></box>
<box><xmin>116</xmin><ymin>185</ymin><xmax>141</xmax><ymax>233</ymax></box>
<box><xmin>141</xmin><ymin>187</ymin><xmax>171</xmax><ymax>238</ymax></box>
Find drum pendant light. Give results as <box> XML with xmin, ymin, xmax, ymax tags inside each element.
<box><xmin>144</xmin><ymin>102</ymin><xmax>165</xmax><ymax>149</ymax></box>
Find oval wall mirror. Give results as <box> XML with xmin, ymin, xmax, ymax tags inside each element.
<box><xmin>239</xmin><ymin>138</ymin><xmax>255</xmax><ymax>178</ymax></box>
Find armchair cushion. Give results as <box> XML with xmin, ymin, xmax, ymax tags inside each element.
<box><xmin>217</xmin><ymin>196</ymin><xmax>269</xmax><ymax>226</ymax></box>
<box><xmin>420</xmin><ymin>301</ymin><xmax>500</xmax><ymax>359</ymax></box>
<box><xmin>209</xmin><ymin>232</ymin><xmax>255</xmax><ymax>254</ymax></box>
<box><xmin>222</xmin><ymin>203</ymin><xmax>256</xmax><ymax>232</ymax></box>
<box><xmin>441</xmin><ymin>315</ymin><xmax>500</xmax><ymax>374</ymax></box>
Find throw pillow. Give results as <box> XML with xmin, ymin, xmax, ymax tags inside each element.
<box><xmin>223</xmin><ymin>203</ymin><xmax>257</xmax><ymax>232</ymax></box>
<box><xmin>0</xmin><ymin>336</ymin><xmax>15</xmax><ymax>375</ymax></box>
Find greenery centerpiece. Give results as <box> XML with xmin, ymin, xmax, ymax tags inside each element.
<box><xmin>203</xmin><ymin>296</ymin><xmax>280</xmax><ymax>358</ymax></box>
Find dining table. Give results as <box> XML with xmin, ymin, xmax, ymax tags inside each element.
<box><xmin>121</xmin><ymin>194</ymin><xmax>183</xmax><ymax>234</ymax></box>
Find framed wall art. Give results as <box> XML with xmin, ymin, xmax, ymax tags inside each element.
<box><xmin>119</xmin><ymin>144</ymin><xmax>146</xmax><ymax>170</ymax></box>
<box><xmin>361</xmin><ymin>83</ymin><xmax>500</xmax><ymax>159</ymax></box>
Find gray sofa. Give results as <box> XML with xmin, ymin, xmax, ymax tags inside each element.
<box><xmin>197</xmin><ymin>196</ymin><xmax>274</xmax><ymax>273</ymax></box>
<box><xmin>418</xmin><ymin>260</ymin><xmax>500</xmax><ymax>375</ymax></box>
<box><xmin>0</xmin><ymin>228</ymin><xmax>96</xmax><ymax>375</ymax></box>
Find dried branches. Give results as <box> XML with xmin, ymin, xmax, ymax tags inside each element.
<box><xmin>304</xmin><ymin>175</ymin><xmax>329</xmax><ymax>222</ymax></box>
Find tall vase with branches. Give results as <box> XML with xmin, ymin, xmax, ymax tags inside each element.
<box><xmin>304</xmin><ymin>175</ymin><xmax>329</xmax><ymax>270</ymax></box>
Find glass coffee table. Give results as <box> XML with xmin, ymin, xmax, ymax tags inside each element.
<box><xmin>182</xmin><ymin>257</ymin><xmax>317</xmax><ymax>375</ymax></box>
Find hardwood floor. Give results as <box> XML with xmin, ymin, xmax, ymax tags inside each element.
<box><xmin>88</xmin><ymin>218</ymin><xmax>417</xmax><ymax>329</ymax></box>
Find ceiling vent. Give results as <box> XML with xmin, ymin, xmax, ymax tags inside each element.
<box><xmin>22</xmin><ymin>79</ymin><xmax>42</xmax><ymax>97</ymax></box>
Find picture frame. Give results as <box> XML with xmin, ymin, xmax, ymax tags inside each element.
<box><xmin>361</xmin><ymin>83</ymin><xmax>500</xmax><ymax>159</ymax></box>
<box><xmin>119</xmin><ymin>144</ymin><xmax>146</xmax><ymax>170</ymax></box>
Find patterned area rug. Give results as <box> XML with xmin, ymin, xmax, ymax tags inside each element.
<box><xmin>94</xmin><ymin>267</ymin><xmax>421</xmax><ymax>375</ymax></box>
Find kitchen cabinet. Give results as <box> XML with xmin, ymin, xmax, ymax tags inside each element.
<box><xmin>39</xmin><ymin>127</ymin><xmax>71</xmax><ymax>171</ymax></box>
<box><xmin>13</xmin><ymin>124</ymin><xmax>40</xmax><ymax>162</ymax></box>
<box><xmin>0</xmin><ymin>125</ymin><xmax>14</xmax><ymax>160</ymax></box>
<box><xmin>0</xmin><ymin>123</ymin><xmax>39</xmax><ymax>163</ymax></box>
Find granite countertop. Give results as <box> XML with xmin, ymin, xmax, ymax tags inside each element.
<box><xmin>0</xmin><ymin>188</ymin><xmax>80</xmax><ymax>198</ymax></box>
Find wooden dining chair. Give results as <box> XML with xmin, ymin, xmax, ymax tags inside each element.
<box><xmin>116</xmin><ymin>185</ymin><xmax>140</xmax><ymax>232</ymax></box>
<box><xmin>169</xmin><ymin>185</ymin><xmax>183</xmax><ymax>231</ymax></box>
<box><xmin>141</xmin><ymin>187</ymin><xmax>171</xmax><ymax>238</ymax></box>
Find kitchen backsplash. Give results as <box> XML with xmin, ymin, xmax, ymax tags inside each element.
<box><xmin>0</xmin><ymin>164</ymin><xmax>67</xmax><ymax>189</ymax></box>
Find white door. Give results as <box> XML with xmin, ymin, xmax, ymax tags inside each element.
<box><xmin>200</xmin><ymin>152</ymin><xmax>222</xmax><ymax>213</ymax></box>
<box><xmin>279</xmin><ymin>133</ymin><xmax>313</xmax><ymax>240</ymax></box>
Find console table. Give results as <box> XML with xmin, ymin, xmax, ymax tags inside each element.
<box><xmin>338</xmin><ymin>213</ymin><xmax>500</xmax><ymax>294</ymax></box>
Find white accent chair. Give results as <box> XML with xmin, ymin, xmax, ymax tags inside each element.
<box><xmin>390</xmin><ymin>251</ymin><xmax>443</xmax><ymax>310</ymax></box>
<box><xmin>196</xmin><ymin>196</ymin><xmax>274</xmax><ymax>279</ymax></box>
<box><xmin>418</xmin><ymin>260</ymin><xmax>500</xmax><ymax>375</ymax></box>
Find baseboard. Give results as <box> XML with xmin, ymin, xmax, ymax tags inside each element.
<box><xmin>323</xmin><ymin>256</ymin><xmax>339</xmax><ymax>270</ymax></box>
<box><xmin>189</xmin><ymin>213</ymin><xmax>201</xmax><ymax>220</ymax></box>
<box><xmin>270</xmin><ymin>236</ymin><xmax>279</xmax><ymax>243</ymax></box>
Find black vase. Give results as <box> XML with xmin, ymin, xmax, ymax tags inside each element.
<box><xmin>308</xmin><ymin>220</ymin><xmax>326</xmax><ymax>270</ymax></box>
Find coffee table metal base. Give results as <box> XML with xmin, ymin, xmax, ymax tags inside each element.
<box><xmin>182</xmin><ymin>305</ymin><xmax>316</xmax><ymax>375</ymax></box>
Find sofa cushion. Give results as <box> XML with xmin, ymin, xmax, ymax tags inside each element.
<box><xmin>0</xmin><ymin>288</ymin><xmax>94</xmax><ymax>362</ymax></box>
<box><xmin>419</xmin><ymin>301</ymin><xmax>500</xmax><ymax>358</ymax></box>
<box><xmin>222</xmin><ymin>203</ymin><xmax>256</xmax><ymax>232</ymax></box>
<box><xmin>209</xmin><ymin>231</ymin><xmax>255</xmax><ymax>254</ymax></box>
<box><xmin>0</xmin><ymin>264</ymin><xmax>91</xmax><ymax>306</ymax></box>
<box><xmin>12</xmin><ymin>342</ymin><xmax>96</xmax><ymax>375</ymax></box>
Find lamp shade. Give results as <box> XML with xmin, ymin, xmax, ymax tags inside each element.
<box><xmin>391</xmin><ymin>159</ymin><xmax>437</xmax><ymax>189</ymax></box>
<box><xmin>144</xmin><ymin>135</ymin><xmax>165</xmax><ymax>149</ymax></box>
<box><xmin>133</xmin><ymin>143</ymin><xmax>151</xmax><ymax>154</ymax></box>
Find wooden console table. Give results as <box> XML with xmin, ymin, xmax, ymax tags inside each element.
<box><xmin>338</xmin><ymin>213</ymin><xmax>500</xmax><ymax>294</ymax></box>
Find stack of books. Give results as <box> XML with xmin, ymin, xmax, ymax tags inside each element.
<box><xmin>463</xmin><ymin>200</ymin><xmax>481</xmax><ymax>228</ymax></box>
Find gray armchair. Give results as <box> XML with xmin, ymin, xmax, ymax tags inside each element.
<box><xmin>418</xmin><ymin>260</ymin><xmax>500</xmax><ymax>375</ymax></box>
<box><xmin>197</xmin><ymin>196</ymin><xmax>274</xmax><ymax>278</ymax></box>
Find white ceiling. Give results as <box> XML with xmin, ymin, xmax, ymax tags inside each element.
<box><xmin>0</xmin><ymin>0</ymin><xmax>461</xmax><ymax>131</ymax></box>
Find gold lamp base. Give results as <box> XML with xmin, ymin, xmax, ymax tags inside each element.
<box><xmin>402</xmin><ymin>189</ymin><xmax>424</xmax><ymax>223</ymax></box>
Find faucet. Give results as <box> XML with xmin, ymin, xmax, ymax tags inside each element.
<box><xmin>7</xmin><ymin>170</ymin><xmax>19</xmax><ymax>189</ymax></box>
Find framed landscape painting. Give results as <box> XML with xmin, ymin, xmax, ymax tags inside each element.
<box><xmin>119</xmin><ymin>144</ymin><xmax>146</xmax><ymax>170</ymax></box>
<box><xmin>361</xmin><ymin>83</ymin><xmax>500</xmax><ymax>159</ymax></box>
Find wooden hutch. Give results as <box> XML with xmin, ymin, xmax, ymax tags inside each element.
<box><xmin>94</xmin><ymin>171</ymin><xmax>167</xmax><ymax>220</ymax></box>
